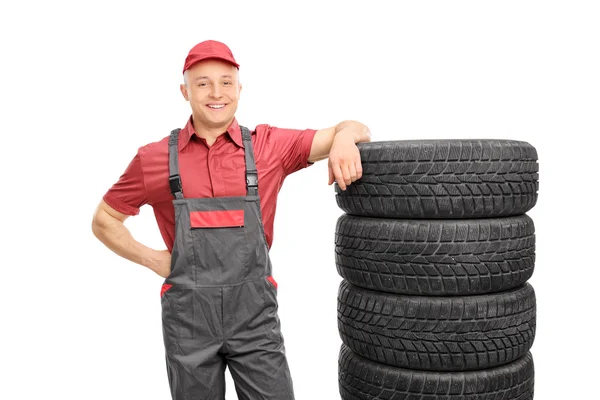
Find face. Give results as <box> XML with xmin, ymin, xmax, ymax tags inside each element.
<box><xmin>180</xmin><ymin>59</ymin><xmax>242</xmax><ymax>131</ymax></box>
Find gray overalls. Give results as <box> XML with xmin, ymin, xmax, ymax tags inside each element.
<box><xmin>159</xmin><ymin>126</ymin><xmax>295</xmax><ymax>399</ymax></box>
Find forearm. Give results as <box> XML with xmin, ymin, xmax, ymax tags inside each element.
<box><xmin>92</xmin><ymin>209</ymin><xmax>157</xmax><ymax>269</ymax></box>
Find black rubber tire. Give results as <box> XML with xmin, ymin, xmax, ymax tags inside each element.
<box><xmin>335</xmin><ymin>214</ymin><xmax>535</xmax><ymax>296</ymax></box>
<box><xmin>337</xmin><ymin>280</ymin><xmax>536</xmax><ymax>372</ymax></box>
<box><xmin>339</xmin><ymin>344</ymin><xmax>534</xmax><ymax>399</ymax></box>
<box><xmin>335</xmin><ymin>140</ymin><xmax>539</xmax><ymax>219</ymax></box>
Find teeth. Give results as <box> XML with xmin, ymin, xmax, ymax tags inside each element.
<box><xmin>208</xmin><ymin>104</ymin><xmax>225</xmax><ymax>109</ymax></box>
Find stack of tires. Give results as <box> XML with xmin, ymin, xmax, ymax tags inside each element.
<box><xmin>334</xmin><ymin>140</ymin><xmax>539</xmax><ymax>399</ymax></box>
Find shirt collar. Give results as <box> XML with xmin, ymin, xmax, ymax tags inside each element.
<box><xmin>179</xmin><ymin>116</ymin><xmax>245</xmax><ymax>150</ymax></box>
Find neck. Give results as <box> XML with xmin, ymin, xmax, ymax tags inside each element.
<box><xmin>192</xmin><ymin>116</ymin><xmax>234</xmax><ymax>146</ymax></box>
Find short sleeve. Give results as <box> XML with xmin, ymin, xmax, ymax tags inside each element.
<box><xmin>102</xmin><ymin>152</ymin><xmax>148</xmax><ymax>216</ymax></box>
<box><xmin>265</xmin><ymin>126</ymin><xmax>318</xmax><ymax>176</ymax></box>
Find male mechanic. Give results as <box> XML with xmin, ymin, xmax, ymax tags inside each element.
<box><xmin>91</xmin><ymin>40</ymin><xmax>371</xmax><ymax>399</ymax></box>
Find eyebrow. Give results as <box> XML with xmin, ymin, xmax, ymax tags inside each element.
<box><xmin>195</xmin><ymin>75</ymin><xmax>233</xmax><ymax>81</ymax></box>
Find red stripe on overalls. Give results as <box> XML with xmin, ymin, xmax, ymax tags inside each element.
<box><xmin>190</xmin><ymin>210</ymin><xmax>245</xmax><ymax>228</ymax></box>
<box><xmin>160</xmin><ymin>283</ymin><xmax>172</xmax><ymax>298</ymax></box>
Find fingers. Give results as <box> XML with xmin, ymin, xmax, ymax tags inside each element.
<box><xmin>331</xmin><ymin>163</ymin><xmax>345</xmax><ymax>190</ymax></box>
<box><xmin>342</xmin><ymin>164</ymin><xmax>352</xmax><ymax>187</ymax></box>
<box><xmin>333</xmin><ymin>162</ymin><xmax>360</xmax><ymax>190</ymax></box>
<box><xmin>355</xmin><ymin>159</ymin><xmax>363</xmax><ymax>180</ymax></box>
<box><xmin>329</xmin><ymin>147</ymin><xmax>363</xmax><ymax>190</ymax></box>
<box><xmin>328</xmin><ymin>164</ymin><xmax>335</xmax><ymax>185</ymax></box>
<box><xmin>348</xmin><ymin>163</ymin><xmax>358</xmax><ymax>184</ymax></box>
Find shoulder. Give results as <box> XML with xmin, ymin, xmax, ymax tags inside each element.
<box><xmin>137</xmin><ymin>134</ymin><xmax>171</xmax><ymax>159</ymax></box>
<box><xmin>252</xmin><ymin>124</ymin><xmax>316</xmax><ymax>142</ymax></box>
<box><xmin>246</xmin><ymin>124</ymin><xmax>274</xmax><ymax>147</ymax></box>
<box><xmin>252</xmin><ymin>124</ymin><xmax>271</xmax><ymax>136</ymax></box>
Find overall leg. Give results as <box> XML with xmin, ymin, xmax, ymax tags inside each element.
<box><xmin>162</xmin><ymin>287</ymin><xmax>227</xmax><ymax>400</ymax></box>
<box><xmin>165</xmin><ymin>343</ymin><xmax>227</xmax><ymax>400</ymax></box>
<box><xmin>224</xmin><ymin>279</ymin><xmax>295</xmax><ymax>400</ymax></box>
<box><xmin>227</xmin><ymin>341</ymin><xmax>294</xmax><ymax>400</ymax></box>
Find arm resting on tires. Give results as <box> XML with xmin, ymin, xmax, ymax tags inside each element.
<box><xmin>308</xmin><ymin>120</ymin><xmax>371</xmax><ymax>163</ymax></box>
<box><xmin>91</xmin><ymin>200</ymin><xmax>162</xmax><ymax>272</ymax></box>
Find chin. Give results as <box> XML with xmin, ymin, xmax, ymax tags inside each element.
<box><xmin>213</xmin><ymin>116</ymin><xmax>232</xmax><ymax>125</ymax></box>
<box><xmin>206</xmin><ymin>118</ymin><xmax>231</xmax><ymax>128</ymax></box>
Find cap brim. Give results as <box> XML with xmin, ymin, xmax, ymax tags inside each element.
<box><xmin>183</xmin><ymin>56</ymin><xmax>240</xmax><ymax>73</ymax></box>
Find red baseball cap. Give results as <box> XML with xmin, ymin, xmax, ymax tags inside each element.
<box><xmin>182</xmin><ymin>40</ymin><xmax>240</xmax><ymax>74</ymax></box>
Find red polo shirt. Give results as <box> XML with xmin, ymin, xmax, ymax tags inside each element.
<box><xmin>103</xmin><ymin>117</ymin><xmax>317</xmax><ymax>252</ymax></box>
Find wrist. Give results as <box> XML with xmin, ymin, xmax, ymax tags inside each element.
<box><xmin>334</xmin><ymin>121</ymin><xmax>371</xmax><ymax>143</ymax></box>
<box><xmin>334</xmin><ymin>129</ymin><xmax>358</xmax><ymax>144</ymax></box>
<box><xmin>140</xmin><ymin>247</ymin><xmax>159</xmax><ymax>270</ymax></box>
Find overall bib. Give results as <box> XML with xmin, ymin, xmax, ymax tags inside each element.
<box><xmin>160</xmin><ymin>126</ymin><xmax>295</xmax><ymax>399</ymax></box>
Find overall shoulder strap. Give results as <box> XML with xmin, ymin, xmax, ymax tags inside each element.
<box><xmin>240</xmin><ymin>126</ymin><xmax>258</xmax><ymax>196</ymax></box>
<box><xmin>168</xmin><ymin>128</ymin><xmax>183</xmax><ymax>199</ymax></box>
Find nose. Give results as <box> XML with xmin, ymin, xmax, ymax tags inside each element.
<box><xmin>209</xmin><ymin>85</ymin><xmax>222</xmax><ymax>99</ymax></box>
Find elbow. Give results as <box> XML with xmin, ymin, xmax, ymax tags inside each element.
<box><xmin>91</xmin><ymin>211</ymin><xmax>104</xmax><ymax>240</ymax></box>
<box><xmin>91</xmin><ymin>200</ymin><xmax>128</xmax><ymax>240</ymax></box>
<box><xmin>91</xmin><ymin>203</ymin><xmax>111</xmax><ymax>240</ymax></box>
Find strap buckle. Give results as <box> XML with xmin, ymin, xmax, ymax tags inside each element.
<box><xmin>169</xmin><ymin>174</ymin><xmax>182</xmax><ymax>194</ymax></box>
<box><xmin>246</xmin><ymin>171</ymin><xmax>258</xmax><ymax>188</ymax></box>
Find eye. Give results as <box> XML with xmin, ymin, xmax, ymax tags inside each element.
<box><xmin>198</xmin><ymin>82</ymin><xmax>208</xmax><ymax>87</ymax></box>
<box><xmin>223</xmin><ymin>81</ymin><xmax>232</xmax><ymax>86</ymax></box>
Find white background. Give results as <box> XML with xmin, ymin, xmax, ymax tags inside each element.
<box><xmin>1</xmin><ymin>1</ymin><xmax>599</xmax><ymax>399</ymax></box>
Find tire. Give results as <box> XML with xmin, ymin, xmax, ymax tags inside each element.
<box><xmin>337</xmin><ymin>280</ymin><xmax>536</xmax><ymax>372</ymax></box>
<box><xmin>335</xmin><ymin>140</ymin><xmax>539</xmax><ymax>219</ymax></box>
<box><xmin>339</xmin><ymin>343</ymin><xmax>534</xmax><ymax>399</ymax></box>
<box><xmin>335</xmin><ymin>214</ymin><xmax>535</xmax><ymax>296</ymax></box>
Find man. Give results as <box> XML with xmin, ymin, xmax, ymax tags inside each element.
<box><xmin>91</xmin><ymin>40</ymin><xmax>371</xmax><ymax>399</ymax></box>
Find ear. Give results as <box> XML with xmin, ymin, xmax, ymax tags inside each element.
<box><xmin>180</xmin><ymin>84</ymin><xmax>189</xmax><ymax>101</ymax></box>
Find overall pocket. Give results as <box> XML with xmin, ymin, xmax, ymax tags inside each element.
<box><xmin>189</xmin><ymin>209</ymin><xmax>249</xmax><ymax>283</ymax></box>
<box><xmin>161</xmin><ymin>285</ymin><xmax>195</xmax><ymax>339</ymax></box>
<box><xmin>262</xmin><ymin>275</ymin><xmax>282</xmax><ymax>344</ymax></box>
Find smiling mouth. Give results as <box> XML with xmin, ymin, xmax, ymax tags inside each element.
<box><xmin>207</xmin><ymin>104</ymin><xmax>226</xmax><ymax>110</ymax></box>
